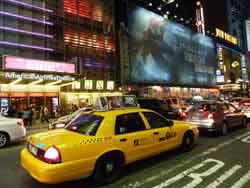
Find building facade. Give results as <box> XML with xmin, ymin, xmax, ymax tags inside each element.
<box><xmin>0</xmin><ymin>0</ymin><xmax>119</xmax><ymax>114</ymax></box>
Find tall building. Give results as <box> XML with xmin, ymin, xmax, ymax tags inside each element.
<box><xmin>0</xmin><ymin>0</ymin><xmax>118</xmax><ymax>113</ymax></box>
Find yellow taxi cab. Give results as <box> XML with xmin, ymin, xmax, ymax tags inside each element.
<box><xmin>21</xmin><ymin>108</ymin><xmax>199</xmax><ymax>184</ymax></box>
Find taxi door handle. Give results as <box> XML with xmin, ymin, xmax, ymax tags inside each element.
<box><xmin>153</xmin><ymin>132</ymin><xmax>159</xmax><ymax>135</ymax></box>
<box><xmin>120</xmin><ymin>138</ymin><xmax>127</xmax><ymax>142</ymax></box>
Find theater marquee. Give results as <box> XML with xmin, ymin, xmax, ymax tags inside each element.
<box><xmin>3</xmin><ymin>56</ymin><xmax>76</xmax><ymax>74</ymax></box>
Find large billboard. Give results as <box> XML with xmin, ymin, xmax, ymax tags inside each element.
<box><xmin>128</xmin><ymin>5</ymin><xmax>216</xmax><ymax>87</ymax></box>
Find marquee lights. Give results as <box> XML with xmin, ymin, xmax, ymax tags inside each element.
<box><xmin>0</xmin><ymin>41</ymin><xmax>54</xmax><ymax>51</ymax></box>
<box><xmin>0</xmin><ymin>26</ymin><xmax>53</xmax><ymax>38</ymax></box>
<box><xmin>5</xmin><ymin>0</ymin><xmax>53</xmax><ymax>13</ymax></box>
<box><xmin>64</xmin><ymin>30</ymin><xmax>115</xmax><ymax>53</ymax></box>
<box><xmin>0</xmin><ymin>11</ymin><xmax>53</xmax><ymax>26</ymax></box>
<box><xmin>4</xmin><ymin>56</ymin><xmax>75</xmax><ymax>74</ymax></box>
<box><xmin>64</xmin><ymin>0</ymin><xmax>103</xmax><ymax>22</ymax></box>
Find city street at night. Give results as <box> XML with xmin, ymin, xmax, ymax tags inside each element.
<box><xmin>2</xmin><ymin>126</ymin><xmax>250</xmax><ymax>188</ymax></box>
<box><xmin>1</xmin><ymin>0</ymin><xmax>250</xmax><ymax>187</ymax></box>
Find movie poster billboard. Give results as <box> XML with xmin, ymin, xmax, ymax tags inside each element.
<box><xmin>128</xmin><ymin>5</ymin><xmax>216</xmax><ymax>87</ymax></box>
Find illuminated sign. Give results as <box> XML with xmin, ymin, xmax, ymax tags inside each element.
<box><xmin>216</xmin><ymin>28</ymin><xmax>238</xmax><ymax>45</ymax></box>
<box><xmin>3</xmin><ymin>56</ymin><xmax>76</xmax><ymax>74</ymax></box>
<box><xmin>3</xmin><ymin>72</ymin><xmax>75</xmax><ymax>81</ymax></box>
<box><xmin>96</xmin><ymin>80</ymin><xmax>104</xmax><ymax>90</ymax></box>
<box><xmin>84</xmin><ymin>80</ymin><xmax>93</xmax><ymax>90</ymax></box>
<box><xmin>107</xmin><ymin>81</ymin><xmax>114</xmax><ymax>90</ymax></box>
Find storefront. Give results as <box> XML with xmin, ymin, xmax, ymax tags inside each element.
<box><xmin>0</xmin><ymin>56</ymin><xmax>77</xmax><ymax>115</ymax></box>
<box><xmin>60</xmin><ymin>79</ymin><xmax>122</xmax><ymax>113</ymax></box>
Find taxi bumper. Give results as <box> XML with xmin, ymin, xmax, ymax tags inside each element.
<box><xmin>21</xmin><ymin>148</ymin><xmax>93</xmax><ymax>184</ymax></box>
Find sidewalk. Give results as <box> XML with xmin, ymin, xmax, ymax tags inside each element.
<box><xmin>25</xmin><ymin>119</ymin><xmax>56</xmax><ymax>131</ymax></box>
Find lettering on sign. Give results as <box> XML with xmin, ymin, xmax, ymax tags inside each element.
<box><xmin>3</xmin><ymin>72</ymin><xmax>75</xmax><ymax>81</ymax></box>
<box><xmin>159</xmin><ymin>132</ymin><xmax>177</xmax><ymax>142</ymax></box>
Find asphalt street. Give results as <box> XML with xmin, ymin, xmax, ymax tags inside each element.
<box><xmin>1</xmin><ymin>126</ymin><xmax>250</xmax><ymax>188</ymax></box>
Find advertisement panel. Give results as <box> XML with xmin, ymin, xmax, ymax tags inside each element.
<box><xmin>128</xmin><ymin>5</ymin><xmax>216</xmax><ymax>87</ymax></box>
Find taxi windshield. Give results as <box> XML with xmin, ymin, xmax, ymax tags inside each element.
<box><xmin>65</xmin><ymin>113</ymin><xmax>103</xmax><ymax>136</ymax></box>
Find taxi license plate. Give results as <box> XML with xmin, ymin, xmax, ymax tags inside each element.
<box><xmin>28</xmin><ymin>144</ymin><xmax>38</xmax><ymax>156</ymax></box>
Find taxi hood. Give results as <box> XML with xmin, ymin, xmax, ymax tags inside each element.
<box><xmin>28</xmin><ymin>129</ymin><xmax>90</xmax><ymax>150</ymax></box>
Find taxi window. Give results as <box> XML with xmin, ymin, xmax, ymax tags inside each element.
<box><xmin>65</xmin><ymin>114</ymin><xmax>103</xmax><ymax>136</ymax></box>
<box><xmin>143</xmin><ymin>112</ymin><xmax>169</xmax><ymax>129</ymax></box>
<box><xmin>115</xmin><ymin>113</ymin><xmax>146</xmax><ymax>135</ymax></box>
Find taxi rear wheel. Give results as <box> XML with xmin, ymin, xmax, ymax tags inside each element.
<box><xmin>181</xmin><ymin>131</ymin><xmax>194</xmax><ymax>152</ymax></box>
<box><xmin>0</xmin><ymin>132</ymin><xmax>9</xmax><ymax>148</ymax></box>
<box><xmin>93</xmin><ymin>153</ymin><xmax>123</xmax><ymax>184</ymax></box>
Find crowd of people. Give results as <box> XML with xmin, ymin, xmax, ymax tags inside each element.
<box><xmin>6</xmin><ymin>105</ymin><xmax>52</xmax><ymax>127</ymax></box>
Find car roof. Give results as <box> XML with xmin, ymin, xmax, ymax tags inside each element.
<box><xmin>92</xmin><ymin>108</ymin><xmax>153</xmax><ymax>117</ymax></box>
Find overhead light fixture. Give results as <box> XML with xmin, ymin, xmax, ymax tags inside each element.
<box><xmin>0</xmin><ymin>26</ymin><xmax>53</xmax><ymax>38</ymax></box>
<box><xmin>0</xmin><ymin>11</ymin><xmax>53</xmax><ymax>25</ymax></box>
<box><xmin>5</xmin><ymin>0</ymin><xmax>53</xmax><ymax>13</ymax></box>
<box><xmin>28</xmin><ymin>79</ymin><xmax>43</xmax><ymax>86</ymax></box>
<box><xmin>158</xmin><ymin>6</ymin><xmax>162</xmax><ymax>11</ymax></box>
<box><xmin>149</xmin><ymin>2</ymin><xmax>153</xmax><ymax>6</ymax></box>
<box><xmin>10</xmin><ymin>78</ymin><xmax>22</xmax><ymax>85</ymax></box>
<box><xmin>46</xmin><ymin>80</ymin><xmax>62</xmax><ymax>86</ymax></box>
<box><xmin>59</xmin><ymin>82</ymin><xmax>75</xmax><ymax>88</ymax></box>
<box><xmin>0</xmin><ymin>41</ymin><xmax>54</xmax><ymax>51</ymax></box>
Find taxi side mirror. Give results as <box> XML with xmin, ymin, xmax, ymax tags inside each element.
<box><xmin>168</xmin><ymin>120</ymin><xmax>174</xmax><ymax>127</ymax></box>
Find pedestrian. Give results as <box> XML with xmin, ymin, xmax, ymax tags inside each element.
<box><xmin>43</xmin><ymin>106</ymin><xmax>49</xmax><ymax>123</ymax></box>
<box><xmin>28</xmin><ymin>105</ymin><xmax>34</xmax><ymax>127</ymax></box>
<box><xmin>40</xmin><ymin>106</ymin><xmax>44</xmax><ymax>123</ymax></box>
<box><xmin>22</xmin><ymin>107</ymin><xmax>31</xmax><ymax>127</ymax></box>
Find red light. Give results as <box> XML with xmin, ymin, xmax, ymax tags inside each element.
<box><xmin>128</xmin><ymin>87</ymin><xmax>132</xmax><ymax>92</ymax></box>
<box><xmin>243</xmin><ymin>102</ymin><xmax>250</xmax><ymax>106</ymax></box>
<box><xmin>44</xmin><ymin>146</ymin><xmax>61</xmax><ymax>164</ymax></box>
<box><xmin>208</xmin><ymin>113</ymin><xmax>213</xmax><ymax>119</ymax></box>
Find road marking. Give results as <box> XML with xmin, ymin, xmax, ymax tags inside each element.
<box><xmin>230</xmin><ymin>171</ymin><xmax>250</xmax><ymax>188</ymax></box>
<box><xmin>152</xmin><ymin>159</ymin><xmax>224</xmax><ymax>188</ymax></box>
<box><xmin>121</xmin><ymin>131</ymin><xmax>250</xmax><ymax>188</ymax></box>
<box><xmin>204</xmin><ymin>165</ymin><xmax>242</xmax><ymax>188</ymax></box>
<box><xmin>241</xmin><ymin>135</ymin><xmax>250</xmax><ymax>143</ymax></box>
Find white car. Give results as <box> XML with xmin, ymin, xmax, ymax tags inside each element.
<box><xmin>0</xmin><ymin>115</ymin><xmax>26</xmax><ymax>148</ymax></box>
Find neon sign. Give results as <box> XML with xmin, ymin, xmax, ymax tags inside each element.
<box><xmin>4</xmin><ymin>56</ymin><xmax>76</xmax><ymax>74</ymax></box>
<box><xmin>3</xmin><ymin>72</ymin><xmax>75</xmax><ymax>81</ymax></box>
<box><xmin>216</xmin><ymin>28</ymin><xmax>238</xmax><ymax>45</ymax></box>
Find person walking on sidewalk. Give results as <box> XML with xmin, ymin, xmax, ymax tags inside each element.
<box><xmin>40</xmin><ymin>106</ymin><xmax>44</xmax><ymax>123</ymax></box>
<box><xmin>43</xmin><ymin>106</ymin><xmax>49</xmax><ymax>123</ymax></box>
<box><xmin>22</xmin><ymin>107</ymin><xmax>31</xmax><ymax>127</ymax></box>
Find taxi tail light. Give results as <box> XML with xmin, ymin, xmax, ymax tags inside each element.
<box><xmin>43</xmin><ymin>146</ymin><xmax>61</xmax><ymax>164</ymax></box>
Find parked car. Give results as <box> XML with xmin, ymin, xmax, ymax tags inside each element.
<box><xmin>186</xmin><ymin>100</ymin><xmax>247</xmax><ymax>135</ymax></box>
<box><xmin>238</xmin><ymin>98</ymin><xmax>250</xmax><ymax>119</ymax></box>
<box><xmin>0</xmin><ymin>114</ymin><xmax>26</xmax><ymax>148</ymax></box>
<box><xmin>21</xmin><ymin>108</ymin><xmax>199</xmax><ymax>184</ymax></box>
<box><xmin>137</xmin><ymin>98</ymin><xmax>181</xmax><ymax>120</ymax></box>
<box><xmin>49</xmin><ymin>107</ymin><xmax>92</xmax><ymax>130</ymax></box>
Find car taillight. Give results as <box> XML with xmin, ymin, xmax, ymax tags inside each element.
<box><xmin>208</xmin><ymin>113</ymin><xmax>213</xmax><ymax>119</ymax></box>
<box><xmin>43</xmin><ymin>146</ymin><xmax>61</xmax><ymax>164</ymax></box>
<box><xmin>243</xmin><ymin>102</ymin><xmax>250</xmax><ymax>106</ymax></box>
<box><xmin>17</xmin><ymin>119</ymin><xmax>24</xmax><ymax>126</ymax></box>
<box><xmin>181</xmin><ymin>112</ymin><xmax>188</xmax><ymax>120</ymax></box>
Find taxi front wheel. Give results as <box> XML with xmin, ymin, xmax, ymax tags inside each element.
<box><xmin>181</xmin><ymin>131</ymin><xmax>194</xmax><ymax>152</ymax></box>
<box><xmin>93</xmin><ymin>153</ymin><xmax>122</xmax><ymax>184</ymax></box>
